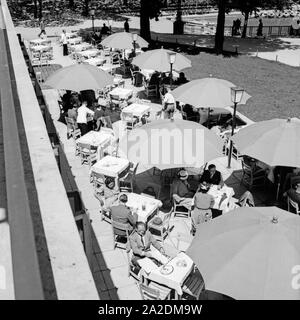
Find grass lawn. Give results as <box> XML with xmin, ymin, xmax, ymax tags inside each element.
<box><xmin>183</xmin><ymin>52</ymin><xmax>300</xmax><ymax>122</ymax></box>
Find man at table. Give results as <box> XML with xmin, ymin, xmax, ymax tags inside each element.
<box><xmin>76</xmin><ymin>101</ymin><xmax>94</xmax><ymax>135</ymax></box>
<box><xmin>162</xmin><ymin>87</ymin><xmax>175</xmax><ymax>119</ymax></box>
<box><xmin>200</xmin><ymin>164</ymin><xmax>223</xmax><ymax>186</ymax></box>
<box><xmin>171</xmin><ymin>170</ymin><xmax>195</xmax><ymax>210</ymax></box>
<box><xmin>284</xmin><ymin>182</ymin><xmax>300</xmax><ymax>207</ymax></box>
<box><xmin>129</xmin><ymin>222</ymin><xmax>165</xmax><ymax>267</ymax></box>
<box><xmin>111</xmin><ymin>193</ymin><xmax>137</xmax><ymax>235</ymax></box>
<box><xmin>191</xmin><ymin>184</ymin><xmax>215</xmax><ymax>227</ymax></box>
<box><xmin>67</xmin><ymin>105</ymin><xmax>77</xmax><ymax>122</ymax></box>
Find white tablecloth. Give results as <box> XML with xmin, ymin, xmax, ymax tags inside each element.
<box><xmin>121</xmin><ymin>103</ymin><xmax>151</xmax><ymax>118</ymax></box>
<box><xmin>113</xmin><ymin>78</ymin><xmax>125</xmax><ymax>86</ymax></box>
<box><xmin>31</xmin><ymin>45</ymin><xmax>51</xmax><ymax>52</ymax></box>
<box><xmin>109</xmin><ymin>87</ymin><xmax>133</xmax><ymax>100</ymax></box>
<box><xmin>76</xmin><ymin>131</ymin><xmax>111</xmax><ymax>148</ymax></box>
<box><xmin>207</xmin><ymin>184</ymin><xmax>235</xmax><ymax>213</ymax></box>
<box><xmin>30</xmin><ymin>38</ymin><xmax>51</xmax><ymax>46</ymax></box>
<box><xmin>140</xmin><ymin>252</ymin><xmax>194</xmax><ymax>296</ymax></box>
<box><xmin>78</xmin><ymin>49</ymin><xmax>101</xmax><ymax>59</ymax></box>
<box><xmin>84</xmin><ymin>57</ymin><xmax>105</xmax><ymax>66</ymax></box>
<box><xmin>66</xmin><ymin>32</ymin><xmax>78</xmax><ymax>39</ymax></box>
<box><xmin>91</xmin><ymin>155</ymin><xmax>129</xmax><ymax>178</ymax></box>
<box><xmin>126</xmin><ymin>193</ymin><xmax>162</xmax><ymax>222</ymax></box>
<box><xmin>72</xmin><ymin>42</ymin><xmax>93</xmax><ymax>52</ymax></box>
<box><xmin>68</xmin><ymin>37</ymin><xmax>82</xmax><ymax>45</ymax></box>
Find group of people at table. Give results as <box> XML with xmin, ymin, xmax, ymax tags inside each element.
<box><xmin>94</xmin><ymin>163</ymin><xmax>235</xmax><ymax>269</ymax></box>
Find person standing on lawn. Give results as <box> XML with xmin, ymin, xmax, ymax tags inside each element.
<box><xmin>257</xmin><ymin>19</ymin><xmax>263</xmax><ymax>37</ymax></box>
<box><xmin>60</xmin><ymin>29</ymin><xmax>68</xmax><ymax>56</ymax></box>
<box><xmin>38</xmin><ymin>18</ymin><xmax>46</xmax><ymax>37</ymax></box>
<box><xmin>124</xmin><ymin>18</ymin><xmax>130</xmax><ymax>32</ymax></box>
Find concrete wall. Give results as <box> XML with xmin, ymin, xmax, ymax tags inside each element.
<box><xmin>1</xmin><ymin>0</ymin><xmax>99</xmax><ymax>299</ymax></box>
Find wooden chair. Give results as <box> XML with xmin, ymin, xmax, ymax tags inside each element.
<box><xmin>122</xmin><ymin>112</ymin><xmax>139</xmax><ymax>130</ymax></box>
<box><xmin>182</xmin><ymin>267</ymin><xmax>205</xmax><ymax>300</ymax></box>
<box><xmin>148</xmin><ymin>208</ymin><xmax>173</xmax><ymax>244</ymax></box>
<box><xmin>119</xmin><ymin>162</ymin><xmax>139</xmax><ymax>193</ymax></box>
<box><xmin>72</xmin><ymin>129</ymin><xmax>81</xmax><ymax>155</ymax></box>
<box><xmin>77</xmin><ymin>142</ymin><xmax>97</xmax><ymax>165</ymax></box>
<box><xmin>111</xmin><ymin>220</ymin><xmax>131</xmax><ymax>250</ymax></box>
<box><xmin>65</xmin><ymin>116</ymin><xmax>77</xmax><ymax>138</ymax></box>
<box><xmin>126</xmin><ymin>241</ymin><xmax>142</xmax><ymax>281</ymax></box>
<box><xmin>172</xmin><ymin>194</ymin><xmax>191</xmax><ymax>218</ymax></box>
<box><xmin>287</xmin><ymin>197</ymin><xmax>300</xmax><ymax>215</ymax></box>
<box><xmin>130</xmin><ymin>68</ymin><xmax>138</xmax><ymax>85</ymax></box>
<box><xmin>241</xmin><ymin>158</ymin><xmax>267</xmax><ymax>189</ymax></box>
<box><xmin>89</xmin><ymin>152</ymin><xmax>98</xmax><ymax>169</ymax></box>
<box><xmin>94</xmin><ymin>191</ymin><xmax>112</xmax><ymax>223</ymax></box>
<box><xmin>139</xmin><ymin>282</ymin><xmax>171</xmax><ymax>300</ymax></box>
<box><xmin>91</xmin><ymin>171</ymin><xmax>106</xmax><ymax>190</ymax></box>
<box><xmin>143</xmin><ymin>78</ymin><xmax>158</xmax><ymax>98</ymax></box>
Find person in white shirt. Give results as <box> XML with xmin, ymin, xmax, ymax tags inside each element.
<box><xmin>162</xmin><ymin>87</ymin><xmax>175</xmax><ymax>119</ymax></box>
<box><xmin>76</xmin><ymin>101</ymin><xmax>94</xmax><ymax>135</ymax></box>
<box><xmin>60</xmin><ymin>29</ymin><xmax>68</xmax><ymax>56</ymax></box>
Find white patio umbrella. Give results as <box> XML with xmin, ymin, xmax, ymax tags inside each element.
<box><xmin>231</xmin><ymin>118</ymin><xmax>300</xmax><ymax>167</ymax></box>
<box><xmin>186</xmin><ymin>206</ymin><xmax>300</xmax><ymax>300</ymax></box>
<box><xmin>45</xmin><ymin>63</ymin><xmax>113</xmax><ymax>91</ymax></box>
<box><xmin>101</xmin><ymin>32</ymin><xmax>149</xmax><ymax>50</ymax></box>
<box><xmin>171</xmin><ymin>77</ymin><xmax>251</xmax><ymax>109</ymax></box>
<box><xmin>118</xmin><ymin>119</ymin><xmax>223</xmax><ymax>173</ymax></box>
<box><xmin>131</xmin><ymin>48</ymin><xmax>192</xmax><ymax>73</ymax></box>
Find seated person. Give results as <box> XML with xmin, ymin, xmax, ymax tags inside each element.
<box><xmin>171</xmin><ymin>170</ymin><xmax>195</xmax><ymax>210</ymax></box>
<box><xmin>106</xmin><ymin>105</ymin><xmax>121</xmax><ymax>124</ymax></box>
<box><xmin>200</xmin><ymin>164</ymin><xmax>223</xmax><ymax>186</ymax></box>
<box><xmin>282</xmin><ymin>167</ymin><xmax>300</xmax><ymax>192</ymax></box>
<box><xmin>61</xmin><ymin>90</ymin><xmax>72</xmax><ymax>112</ymax></box>
<box><xmin>95</xmin><ymin>177</ymin><xmax>119</xmax><ymax>211</ymax></box>
<box><xmin>284</xmin><ymin>182</ymin><xmax>300</xmax><ymax>206</ymax></box>
<box><xmin>127</xmin><ymin>49</ymin><xmax>136</xmax><ymax>60</ymax></box>
<box><xmin>129</xmin><ymin>222</ymin><xmax>165</xmax><ymax>267</ymax></box>
<box><xmin>70</xmin><ymin>93</ymin><xmax>81</xmax><ymax>108</ymax></box>
<box><xmin>149</xmin><ymin>72</ymin><xmax>160</xmax><ymax>87</ymax></box>
<box><xmin>110</xmin><ymin>193</ymin><xmax>137</xmax><ymax>235</ymax></box>
<box><xmin>67</xmin><ymin>105</ymin><xmax>77</xmax><ymax>122</ymax></box>
<box><xmin>182</xmin><ymin>104</ymin><xmax>200</xmax><ymax>122</ymax></box>
<box><xmin>191</xmin><ymin>184</ymin><xmax>215</xmax><ymax>226</ymax></box>
<box><xmin>176</xmin><ymin>72</ymin><xmax>188</xmax><ymax>85</ymax></box>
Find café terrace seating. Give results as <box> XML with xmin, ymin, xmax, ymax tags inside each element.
<box><xmin>138</xmin><ymin>283</ymin><xmax>172</xmax><ymax>300</ymax></box>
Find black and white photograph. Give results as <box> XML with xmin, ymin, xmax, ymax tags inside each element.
<box><xmin>1</xmin><ymin>0</ymin><xmax>300</xmax><ymax>309</ymax></box>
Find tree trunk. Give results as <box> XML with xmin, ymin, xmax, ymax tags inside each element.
<box><xmin>140</xmin><ymin>0</ymin><xmax>151</xmax><ymax>42</ymax></box>
<box><xmin>214</xmin><ymin>0</ymin><xmax>227</xmax><ymax>54</ymax></box>
<box><xmin>83</xmin><ymin>0</ymin><xmax>89</xmax><ymax>16</ymax></box>
<box><xmin>38</xmin><ymin>0</ymin><xmax>42</xmax><ymax>19</ymax></box>
<box><xmin>33</xmin><ymin>0</ymin><xmax>38</xmax><ymax>19</ymax></box>
<box><xmin>241</xmin><ymin>10</ymin><xmax>249</xmax><ymax>38</ymax></box>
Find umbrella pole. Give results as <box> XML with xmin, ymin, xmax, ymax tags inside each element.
<box><xmin>207</xmin><ymin>108</ymin><xmax>210</xmax><ymax>128</ymax></box>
